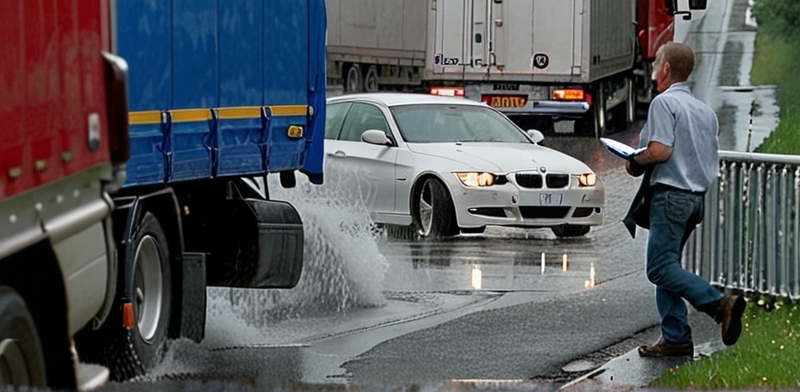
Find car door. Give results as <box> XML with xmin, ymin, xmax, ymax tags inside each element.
<box><xmin>329</xmin><ymin>102</ymin><xmax>398</xmax><ymax>217</ymax></box>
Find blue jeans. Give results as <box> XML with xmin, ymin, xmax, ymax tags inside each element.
<box><xmin>647</xmin><ymin>189</ymin><xmax>723</xmax><ymax>343</ymax></box>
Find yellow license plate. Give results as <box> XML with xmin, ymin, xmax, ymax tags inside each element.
<box><xmin>486</xmin><ymin>95</ymin><xmax>528</xmax><ymax>109</ymax></box>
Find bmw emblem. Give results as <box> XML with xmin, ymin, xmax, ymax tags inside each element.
<box><xmin>539</xmin><ymin>166</ymin><xmax>547</xmax><ymax>173</ymax></box>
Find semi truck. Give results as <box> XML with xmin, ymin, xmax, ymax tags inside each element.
<box><xmin>326</xmin><ymin>0</ymin><xmax>708</xmax><ymax>137</ymax></box>
<box><xmin>0</xmin><ymin>0</ymin><xmax>326</xmax><ymax>389</ymax></box>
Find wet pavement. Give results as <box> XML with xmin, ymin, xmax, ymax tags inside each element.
<box><xmin>95</xmin><ymin>0</ymin><xmax>773</xmax><ymax>390</ymax></box>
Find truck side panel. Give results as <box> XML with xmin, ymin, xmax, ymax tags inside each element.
<box><xmin>119</xmin><ymin>0</ymin><xmax>326</xmax><ymax>186</ymax></box>
<box><xmin>587</xmin><ymin>0</ymin><xmax>636</xmax><ymax>81</ymax></box>
<box><xmin>117</xmin><ymin>0</ymin><xmax>171</xmax><ymax>184</ymax></box>
<box><xmin>218</xmin><ymin>0</ymin><xmax>265</xmax><ymax>176</ymax></box>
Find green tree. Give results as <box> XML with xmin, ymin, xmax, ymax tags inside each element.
<box><xmin>751</xmin><ymin>0</ymin><xmax>800</xmax><ymax>42</ymax></box>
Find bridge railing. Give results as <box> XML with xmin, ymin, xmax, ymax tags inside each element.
<box><xmin>684</xmin><ymin>151</ymin><xmax>800</xmax><ymax>300</ymax></box>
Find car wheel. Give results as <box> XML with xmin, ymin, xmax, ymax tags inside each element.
<box><xmin>551</xmin><ymin>225</ymin><xmax>590</xmax><ymax>238</ymax></box>
<box><xmin>0</xmin><ymin>286</ymin><xmax>47</xmax><ymax>388</ymax></box>
<box><xmin>76</xmin><ymin>212</ymin><xmax>172</xmax><ymax>381</ymax></box>
<box><xmin>415</xmin><ymin>178</ymin><xmax>459</xmax><ymax>239</ymax></box>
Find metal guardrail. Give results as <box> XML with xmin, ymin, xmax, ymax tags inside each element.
<box><xmin>684</xmin><ymin>151</ymin><xmax>800</xmax><ymax>300</ymax></box>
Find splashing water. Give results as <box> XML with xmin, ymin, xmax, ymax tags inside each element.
<box><xmin>204</xmin><ymin>161</ymin><xmax>389</xmax><ymax>345</ymax></box>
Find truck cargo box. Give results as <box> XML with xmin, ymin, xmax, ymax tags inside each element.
<box><xmin>429</xmin><ymin>0</ymin><xmax>636</xmax><ymax>84</ymax></box>
<box><xmin>118</xmin><ymin>0</ymin><xmax>326</xmax><ymax>186</ymax></box>
<box><xmin>326</xmin><ymin>0</ymin><xmax>427</xmax><ymax>66</ymax></box>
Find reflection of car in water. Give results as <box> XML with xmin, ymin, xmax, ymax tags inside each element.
<box><xmin>324</xmin><ymin>93</ymin><xmax>605</xmax><ymax>239</ymax></box>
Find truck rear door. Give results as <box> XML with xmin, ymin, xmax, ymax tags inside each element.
<box><xmin>432</xmin><ymin>0</ymin><xmax>581</xmax><ymax>80</ymax></box>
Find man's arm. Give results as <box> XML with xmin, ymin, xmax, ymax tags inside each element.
<box><xmin>633</xmin><ymin>141</ymin><xmax>673</xmax><ymax>165</ymax></box>
<box><xmin>625</xmin><ymin>141</ymin><xmax>672</xmax><ymax>177</ymax></box>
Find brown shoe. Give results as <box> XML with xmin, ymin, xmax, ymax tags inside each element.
<box><xmin>720</xmin><ymin>295</ymin><xmax>747</xmax><ymax>346</ymax></box>
<box><xmin>638</xmin><ymin>337</ymin><xmax>694</xmax><ymax>357</ymax></box>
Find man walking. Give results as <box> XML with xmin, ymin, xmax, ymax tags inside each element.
<box><xmin>625</xmin><ymin>42</ymin><xmax>747</xmax><ymax>357</ymax></box>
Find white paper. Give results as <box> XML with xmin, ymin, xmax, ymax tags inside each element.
<box><xmin>599</xmin><ymin>137</ymin><xmax>646</xmax><ymax>159</ymax></box>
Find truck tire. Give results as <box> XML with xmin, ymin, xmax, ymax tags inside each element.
<box><xmin>576</xmin><ymin>86</ymin><xmax>606</xmax><ymax>137</ymax></box>
<box><xmin>364</xmin><ymin>65</ymin><xmax>379</xmax><ymax>92</ymax></box>
<box><xmin>414</xmin><ymin>178</ymin><xmax>459</xmax><ymax>239</ymax></box>
<box><xmin>345</xmin><ymin>64</ymin><xmax>363</xmax><ymax>93</ymax></box>
<box><xmin>551</xmin><ymin>225</ymin><xmax>590</xmax><ymax>238</ymax></box>
<box><xmin>0</xmin><ymin>286</ymin><xmax>47</xmax><ymax>388</ymax></box>
<box><xmin>625</xmin><ymin>76</ymin><xmax>636</xmax><ymax>125</ymax></box>
<box><xmin>77</xmin><ymin>212</ymin><xmax>172</xmax><ymax>381</ymax></box>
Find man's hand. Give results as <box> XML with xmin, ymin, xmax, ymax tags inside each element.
<box><xmin>626</xmin><ymin>160</ymin><xmax>646</xmax><ymax>177</ymax></box>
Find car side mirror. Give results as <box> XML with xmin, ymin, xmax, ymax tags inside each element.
<box><xmin>527</xmin><ymin>129</ymin><xmax>545</xmax><ymax>144</ymax></box>
<box><xmin>361</xmin><ymin>129</ymin><xmax>392</xmax><ymax>146</ymax></box>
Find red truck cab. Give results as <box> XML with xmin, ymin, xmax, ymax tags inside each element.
<box><xmin>0</xmin><ymin>0</ymin><xmax>128</xmax><ymax>389</ymax></box>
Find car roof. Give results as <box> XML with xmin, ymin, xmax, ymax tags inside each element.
<box><xmin>326</xmin><ymin>92</ymin><xmax>488</xmax><ymax>108</ymax></box>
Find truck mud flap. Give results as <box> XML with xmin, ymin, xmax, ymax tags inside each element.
<box><xmin>178</xmin><ymin>252</ymin><xmax>206</xmax><ymax>342</ymax></box>
<box><xmin>206</xmin><ymin>199</ymin><xmax>304</xmax><ymax>289</ymax></box>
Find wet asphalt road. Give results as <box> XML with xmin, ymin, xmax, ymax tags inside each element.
<box><xmin>100</xmin><ymin>127</ymin><xmax>662</xmax><ymax>392</ymax></box>
<box><xmin>99</xmin><ymin>0</ymin><xmax>768</xmax><ymax>387</ymax></box>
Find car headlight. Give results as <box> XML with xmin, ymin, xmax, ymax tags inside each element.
<box><xmin>455</xmin><ymin>172</ymin><xmax>497</xmax><ymax>187</ymax></box>
<box><xmin>578</xmin><ymin>173</ymin><xmax>597</xmax><ymax>187</ymax></box>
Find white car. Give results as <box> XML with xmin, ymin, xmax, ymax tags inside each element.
<box><xmin>324</xmin><ymin>93</ymin><xmax>604</xmax><ymax>238</ymax></box>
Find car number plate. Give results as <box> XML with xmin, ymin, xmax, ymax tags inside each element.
<box><xmin>539</xmin><ymin>193</ymin><xmax>564</xmax><ymax>206</ymax></box>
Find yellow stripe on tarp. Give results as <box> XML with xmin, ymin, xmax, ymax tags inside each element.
<box><xmin>169</xmin><ymin>108</ymin><xmax>213</xmax><ymax>123</ymax></box>
<box><xmin>129</xmin><ymin>111</ymin><xmax>162</xmax><ymax>125</ymax></box>
<box><xmin>268</xmin><ymin>105</ymin><xmax>308</xmax><ymax>117</ymax></box>
<box><xmin>128</xmin><ymin>104</ymin><xmax>311</xmax><ymax>125</ymax></box>
<box><xmin>216</xmin><ymin>106</ymin><xmax>262</xmax><ymax>120</ymax></box>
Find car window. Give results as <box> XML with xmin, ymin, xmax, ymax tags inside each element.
<box><xmin>338</xmin><ymin>103</ymin><xmax>390</xmax><ymax>142</ymax></box>
<box><xmin>325</xmin><ymin>102</ymin><xmax>351</xmax><ymax>140</ymax></box>
<box><xmin>390</xmin><ymin>104</ymin><xmax>531</xmax><ymax>144</ymax></box>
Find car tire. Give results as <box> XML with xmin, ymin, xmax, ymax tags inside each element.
<box><xmin>415</xmin><ymin>178</ymin><xmax>459</xmax><ymax>239</ymax></box>
<box><xmin>76</xmin><ymin>212</ymin><xmax>172</xmax><ymax>381</ymax></box>
<box><xmin>385</xmin><ymin>224</ymin><xmax>419</xmax><ymax>241</ymax></box>
<box><xmin>0</xmin><ymin>286</ymin><xmax>48</xmax><ymax>388</ymax></box>
<box><xmin>551</xmin><ymin>225</ymin><xmax>590</xmax><ymax>238</ymax></box>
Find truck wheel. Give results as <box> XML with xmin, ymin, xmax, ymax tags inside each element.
<box><xmin>576</xmin><ymin>87</ymin><xmax>607</xmax><ymax>137</ymax></box>
<box><xmin>414</xmin><ymin>178</ymin><xmax>459</xmax><ymax>239</ymax></box>
<box><xmin>592</xmin><ymin>87</ymin><xmax>607</xmax><ymax>138</ymax></box>
<box><xmin>345</xmin><ymin>64</ymin><xmax>363</xmax><ymax>93</ymax></box>
<box><xmin>551</xmin><ymin>225</ymin><xmax>590</xmax><ymax>238</ymax></box>
<box><xmin>364</xmin><ymin>65</ymin><xmax>379</xmax><ymax>92</ymax></box>
<box><xmin>77</xmin><ymin>212</ymin><xmax>172</xmax><ymax>381</ymax></box>
<box><xmin>0</xmin><ymin>286</ymin><xmax>47</xmax><ymax>388</ymax></box>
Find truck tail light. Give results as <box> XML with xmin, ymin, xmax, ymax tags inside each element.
<box><xmin>552</xmin><ymin>89</ymin><xmax>586</xmax><ymax>101</ymax></box>
<box><xmin>430</xmin><ymin>86</ymin><xmax>465</xmax><ymax>97</ymax></box>
<box><xmin>102</xmin><ymin>51</ymin><xmax>131</xmax><ymax>165</ymax></box>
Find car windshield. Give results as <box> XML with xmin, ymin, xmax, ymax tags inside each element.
<box><xmin>389</xmin><ymin>104</ymin><xmax>533</xmax><ymax>144</ymax></box>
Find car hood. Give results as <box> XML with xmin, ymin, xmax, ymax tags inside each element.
<box><xmin>406</xmin><ymin>142</ymin><xmax>593</xmax><ymax>174</ymax></box>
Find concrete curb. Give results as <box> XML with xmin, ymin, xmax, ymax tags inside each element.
<box><xmin>558</xmin><ymin>341</ymin><xmax>727</xmax><ymax>391</ymax></box>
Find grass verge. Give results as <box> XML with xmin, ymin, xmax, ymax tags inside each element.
<box><xmin>751</xmin><ymin>32</ymin><xmax>800</xmax><ymax>154</ymax></box>
<box><xmin>651</xmin><ymin>300</ymin><xmax>800</xmax><ymax>389</ymax></box>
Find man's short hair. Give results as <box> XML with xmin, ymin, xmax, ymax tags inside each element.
<box><xmin>656</xmin><ymin>42</ymin><xmax>695</xmax><ymax>82</ymax></box>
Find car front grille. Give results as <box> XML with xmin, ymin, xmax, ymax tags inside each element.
<box><xmin>546</xmin><ymin>174</ymin><xmax>570</xmax><ymax>189</ymax></box>
<box><xmin>515</xmin><ymin>173</ymin><xmax>543</xmax><ymax>189</ymax></box>
<box><xmin>515</xmin><ymin>173</ymin><xmax>570</xmax><ymax>189</ymax></box>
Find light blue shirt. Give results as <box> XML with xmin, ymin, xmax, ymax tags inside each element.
<box><xmin>638</xmin><ymin>82</ymin><xmax>719</xmax><ymax>192</ymax></box>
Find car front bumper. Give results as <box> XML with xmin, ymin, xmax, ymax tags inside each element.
<box><xmin>446</xmin><ymin>176</ymin><xmax>605</xmax><ymax>229</ymax></box>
